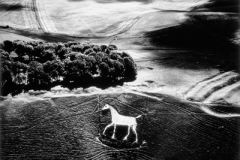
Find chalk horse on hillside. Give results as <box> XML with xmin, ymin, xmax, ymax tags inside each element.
<box><xmin>101</xmin><ymin>104</ymin><xmax>142</xmax><ymax>143</ymax></box>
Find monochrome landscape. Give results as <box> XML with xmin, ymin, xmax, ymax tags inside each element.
<box><xmin>0</xmin><ymin>0</ymin><xmax>239</xmax><ymax>159</ymax></box>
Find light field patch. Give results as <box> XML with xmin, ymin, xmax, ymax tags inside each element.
<box><xmin>0</xmin><ymin>0</ymin><xmax>26</xmax><ymax>28</ymax></box>
<box><xmin>41</xmin><ymin>0</ymin><xmax>207</xmax><ymax>36</ymax></box>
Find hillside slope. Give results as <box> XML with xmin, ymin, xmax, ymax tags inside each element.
<box><xmin>1</xmin><ymin>92</ymin><xmax>239</xmax><ymax>160</ymax></box>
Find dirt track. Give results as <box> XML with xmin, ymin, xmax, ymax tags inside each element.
<box><xmin>1</xmin><ymin>92</ymin><xmax>239</xmax><ymax>160</ymax></box>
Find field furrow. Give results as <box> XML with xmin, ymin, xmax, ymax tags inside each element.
<box><xmin>35</xmin><ymin>0</ymin><xmax>57</xmax><ymax>33</ymax></box>
<box><xmin>184</xmin><ymin>71</ymin><xmax>240</xmax><ymax>105</ymax></box>
<box><xmin>23</xmin><ymin>0</ymin><xmax>40</xmax><ymax>30</ymax></box>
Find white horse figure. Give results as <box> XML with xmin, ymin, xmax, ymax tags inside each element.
<box><xmin>101</xmin><ymin>104</ymin><xmax>142</xmax><ymax>143</ymax></box>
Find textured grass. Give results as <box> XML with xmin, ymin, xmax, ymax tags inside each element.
<box><xmin>1</xmin><ymin>92</ymin><xmax>239</xmax><ymax>159</ymax></box>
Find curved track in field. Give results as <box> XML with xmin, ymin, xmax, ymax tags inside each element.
<box><xmin>184</xmin><ymin>71</ymin><xmax>240</xmax><ymax>105</ymax></box>
<box><xmin>21</xmin><ymin>0</ymin><xmax>57</xmax><ymax>33</ymax></box>
<box><xmin>23</xmin><ymin>0</ymin><xmax>41</xmax><ymax>30</ymax></box>
<box><xmin>34</xmin><ymin>0</ymin><xmax>58</xmax><ymax>33</ymax></box>
<box><xmin>32</xmin><ymin>0</ymin><xmax>45</xmax><ymax>32</ymax></box>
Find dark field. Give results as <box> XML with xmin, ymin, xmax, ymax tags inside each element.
<box><xmin>1</xmin><ymin>92</ymin><xmax>239</xmax><ymax>160</ymax></box>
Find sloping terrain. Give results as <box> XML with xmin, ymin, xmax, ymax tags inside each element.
<box><xmin>184</xmin><ymin>71</ymin><xmax>240</xmax><ymax>105</ymax></box>
<box><xmin>0</xmin><ymin>0</ymin><xmax>208</xmax><ymax>36</ymax></box>
<box><xmin>1</xmin><ymin>92</ymin><xmax>239</xmax><ymax>160</ymax></box>
<box><xmin>0</xmin><ymin>32</ymin><xmax>239</xmax><ymax>107</ymax></box>
<box><xmin>0</xmin><ymin>0</ymin><xmax>26</xmax><ymax>28</ymax></box>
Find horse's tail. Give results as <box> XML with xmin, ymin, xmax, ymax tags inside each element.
<box><xmin>136</xmin><ymin>115</ymin><xmax>142</xmax><ymax>119</ymax></box>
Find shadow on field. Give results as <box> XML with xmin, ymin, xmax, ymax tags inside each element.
<box><xmin>144</xmin><ymin>0</ymin><xmax>239</xmax><ymax>50</ymax></box>
<box><xmin>0</xmin><ymin>2</ymin><xmax>25</xmax><ymax>11</ymax></box>
<box><xmin>143</xmin><ymin>11</ymin><xmax>239</xmax><ymax>72</ymax></box>
<box><xmin>192</xmin><ymin>0</ymin><xmax>239</xmax><ymax>12</ymax></box>
<box><xmin>144</xmin><ymin>13</ymin><xmax>239</xmax><ymax>50</ymax></box>
<box><xmin>1</xmin><ymin>76</ymin><xmax>136</xmax><ymax>96</ymax></box>
<box><xmin>61</xmin><ymin>76</ymin><xmax>136</xmax><ymax>90</ymax></box>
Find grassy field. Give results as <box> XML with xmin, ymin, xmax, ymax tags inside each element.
<box><xmin>0</xmin><ymin>28</ymin><xmax>239</xmax><ymax>106</ymax></box>
<box><xmin>0</xmin><ymin>0</ymin><xmax>208</xmax><ymax>36</ymax></box>
<box><xmin>1</xmin><ymin>92</ymin><xmax>239</xmax><ymax>159</ymax></box>
<box><xmin>0</xmin><ymin>0</ymin><xmax>26</xmax><ymax>28</ymax></box>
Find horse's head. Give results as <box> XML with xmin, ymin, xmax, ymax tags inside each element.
<box><xmin>102</xmin><ymin>104</ymin><xmax>111</xmax><ymax>111</ymax></box>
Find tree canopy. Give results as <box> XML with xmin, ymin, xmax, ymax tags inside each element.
<box><xmin>0</xmin><ymin>40</ymin><xmax>138</xmax><ymax>96</ymax></box>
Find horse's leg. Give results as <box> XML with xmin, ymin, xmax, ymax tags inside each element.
<box><xmin>103</xmin><ymin>123</ymin><xmax>113</xmax><ymax>135</ymax></box>
<box><xmin>132</xmin><ymin>125</ymin><xmax>138</xmax><ymax>143</ymax></box>
<box><xmin>111</xmin><ymin>124</ymin><xmax>117</xmax><ymax>139</ymax></box>
<box><xmin>123</xmin><ymin>125</ymin><xmax>131</xmax><ymax>141</ymax></box>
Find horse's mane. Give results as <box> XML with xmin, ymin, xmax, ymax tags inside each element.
<box><xmin>107</xmin><ymin>104</ymin><xmax>120</xmax><ymax>113</ymax></box>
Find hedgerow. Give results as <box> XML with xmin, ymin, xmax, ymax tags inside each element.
<box><xmin>1</xmin><ymin>40</ymin><xmax>137</xmax><ymax>95</ymax></box>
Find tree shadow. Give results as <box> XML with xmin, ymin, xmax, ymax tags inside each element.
<box><xmin>1</xmin><ymin>76</ymin><xmax>136</xmax><ymax>96</ymax></box>
<box><xmin>61</xmin><ymin>76</ymin><xmax>135</xmax><ymax>90</ymax></box>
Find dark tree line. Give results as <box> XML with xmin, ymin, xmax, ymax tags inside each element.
<box><xmin>1</xmin><ymin>40</ymin><xmax>137</xmax><ymax>96</ymax></box>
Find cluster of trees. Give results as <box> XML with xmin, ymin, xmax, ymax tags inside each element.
<box><xmin>1</xmin><ymin>40</ymin><xmax>137</xmax><ymax>95</ymax></box>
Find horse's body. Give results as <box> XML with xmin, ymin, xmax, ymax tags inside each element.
<box><xmin>101</xmin><ymin>104</ymin><xmax>142</xmax><ymax>143</ymax></box>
